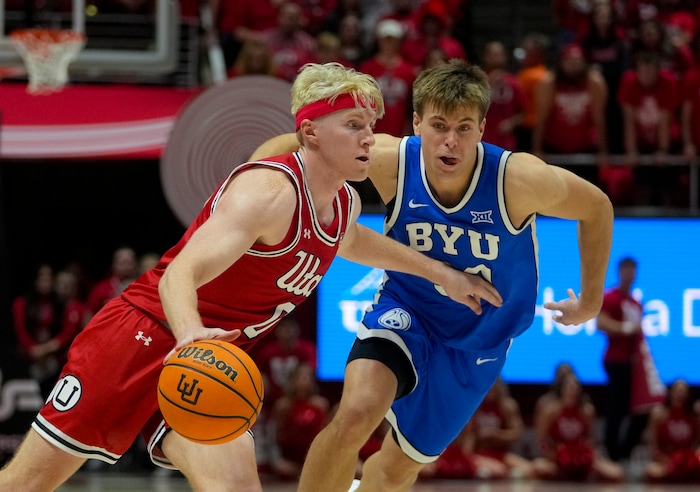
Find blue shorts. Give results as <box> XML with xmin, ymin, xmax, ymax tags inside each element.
<box><xmin>352</xmin><ymin>304</ymin><xmax>512</xmax><ymax>463</ymax></box>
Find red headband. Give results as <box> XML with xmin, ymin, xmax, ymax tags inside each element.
<box><xmin>295</xmin><ymin>93</ymin><xmax>375</xmax><ymax>130</ymax></box>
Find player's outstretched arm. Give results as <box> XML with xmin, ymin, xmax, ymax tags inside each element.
<box><xmin>338</xmin><ymin>188</ymin><xmax>502</xmax><ymax>314</ymax></box>
<box><xmin>506</xmin><ymin>152</ymin><xmax>614</xmax><ymax>326</ymax></box>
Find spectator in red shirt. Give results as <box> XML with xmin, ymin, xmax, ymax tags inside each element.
<box><xmin>12</xmin><ymin>264</ymin><xmax>84</xmax><ymax>398</ymax></box>
<box><xmin>400</xmin><ymin>0</ymin><xmax>467</xmax><ymax>67</ymax></box>
<box><xmin>596</xmin><ymin>257</ymin><xmax>660</xmax><ymax>463</ymax></box>
<box><xmin>533</xmin><ymin>43</ymin><xmax>608</xmax><ymax>184</ymax></box>
<box><xmin>618</xmin><ymin>50</ymin><xmax>680</xmax><ymax>205</ymax></box>
<box><xmin>465</xmin><ymin>378</ymin><xmax>535</xmax><ymax>480</ymax></box>
<box><xmin>581</xmin><ymin>1</ymin><xmax>630</xmax><ymax>154</ymax></box>
<box><xmin>85</xmin><ymin>246</ymin><xmax>138</xmax><ymax>321</ymax></box>
<box><xmin>359</xmin><ymin>19</ymin><xmax>417</xmax><ymax>137</ymax></box>
<box><xmin>258</xmin><ymin>2</ymin><xmax>318</xmax><ymax>83</ymax></box>
<box><xmin>644</xmin><ymin>379</ymin><xmax>700</xmax><ymax>483</ymax></box>
<box><xmin>213</xmin><ymin>0</ymin><xmax>281</xmax><ymax>68</ymax></box>
<box><xmin>270</xmin><ymin>363</ymin><xmax>330</xmax><ymax>480</ymax></box>
<box><xmin>480</xmin><ymin>40</ymin><xmax>525</xmax><ymax>151</ymax></box>
<box><xmin>533</xmin><ymin>372</ymin><xmax>624</xmax><ymax>482</ymax></box>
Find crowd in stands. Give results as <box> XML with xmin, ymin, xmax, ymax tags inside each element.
<box><xmin>254</xmin><ymin>356</ymin><xmax>700</xmax><ymax>485</ymax></box>
<box><xmin>9</xmin><ymin>252</ymin><xmax>700</xmax><ymax>485</ymax></box>
<box><xmin>4</xmin><ymin>0</ymin><xmax>700</xmax><ymax>484</ymax></box>
<box><xmin>210</xmin><ymin>0</ymin><xmax>700</xmax><ymax>209</ymax></box>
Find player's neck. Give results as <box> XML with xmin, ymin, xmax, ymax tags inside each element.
<box><xmin>300</xmin><ymin>154</ymin><xmax>342</xmax><ymax>226</ymax></box>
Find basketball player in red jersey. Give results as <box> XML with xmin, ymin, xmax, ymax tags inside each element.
<box><xmin>0</xmin><ymin>62</ymin><xmax>502</xmax><ymax>492</ymax></box>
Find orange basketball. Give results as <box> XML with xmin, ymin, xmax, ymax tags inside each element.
<box><xmin>157</xmin><ymin>340</ymin><xmax>264</xmax><ymax>445</ymax></box>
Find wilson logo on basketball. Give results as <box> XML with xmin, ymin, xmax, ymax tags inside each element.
<box><xmin>177</xmin><ymin>346</ymin><xmax>239</xmax><ymax>383</ymax></box>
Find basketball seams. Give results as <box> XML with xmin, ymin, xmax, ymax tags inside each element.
<box><xmin>157</xmin><ymin>386</ymin><xmax>253</xmax><ymax>420</ymax></box>
<box><xmin>161</xmin><ymin>362</ymin><xmax>259</xmax><ymax>413</ymax></box>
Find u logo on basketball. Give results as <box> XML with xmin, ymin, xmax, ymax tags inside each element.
<box><xmin>177</xmin><ymin>374</ymin><xmax>202</xmax><ymax>405</ymax></box>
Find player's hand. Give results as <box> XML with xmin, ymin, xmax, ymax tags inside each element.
<box><xmin>164</xmin><ymin>327</ymin><xmax>241</xmax><ymax>363</ymax></box>
<box><xmin>543</xmin><ymin>288</ymin><xmax>600</xmax><ymax>325</ymax></box>
<box><xmin>440</xmin><ymin>267</ymin><xmax>503</xmax><ymax>315</ymax></box>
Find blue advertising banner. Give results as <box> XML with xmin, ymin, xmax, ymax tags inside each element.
<box><xmin>317</xmin><ymin>215</ymin><xmax>700</xmax><ymax>384</ymax></box>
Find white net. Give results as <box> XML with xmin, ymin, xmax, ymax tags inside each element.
<box><xmin>10</xmin><ymin>29</ymin><xmax>86</xmax><ymax>95</ymax></box>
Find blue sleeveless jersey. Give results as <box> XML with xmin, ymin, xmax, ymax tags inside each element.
<box><xmin>374</xmin><ymin>136</ymin><xmax>539</xmax><ymax>351</ymax></box>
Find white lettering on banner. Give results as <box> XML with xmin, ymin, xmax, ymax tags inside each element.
<box><xmin>534</xmin><ymin>288</ymin><xmax>681</xmax><ymax>337</ymax></box>
<box><xmin>683</xmin><ymin>289</ymin><xmax>700</xmax><ymax>337</ymax></box>
<box><xmin>339</xmin><ymin>300</ymin><xmax>373</xmax><ymax>333</ymax></box>
<box><xmin>642</xmin><ymin>300</ymin><xmax>670</xmax><ymax>336</ymax></box>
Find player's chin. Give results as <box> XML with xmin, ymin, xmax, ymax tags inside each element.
<box><xmin>350</xmin><ymin>167</ymin><xmax>370</xmax><ymax>182</ymax></box>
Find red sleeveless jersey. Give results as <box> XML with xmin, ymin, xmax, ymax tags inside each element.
<box><xmin>657</xmin><ymin>407</ymin><xmax>698</xmax><ymax>455</ymax></box>
<box><xmin>544</xmin><ymin>82</ymin><xmax>596</xmax><ymax>153</ymax></box>
<box><xmin>551</xmin><ymin>405</ymin><xmax>589</xmax><ymax>444</ymax></box>
<box><xmin>122</xmin><ymin>153</ymin><xmax>355</xmax><ymax>348</ymax></box>
<box><xmin>472</xmin><ymin>399</ymin><xmax>509</xmax><ymax>458</ymax></box>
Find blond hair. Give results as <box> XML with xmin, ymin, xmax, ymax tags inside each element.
<box><xmin>412</xmin><ymin>59</ymin><xmax>490</xmax><ymax>121</ymax></box>
<box><xmin>291</xmin><ymin>62</ymin><xmax>385</xmax><ymax>119</ymax></box>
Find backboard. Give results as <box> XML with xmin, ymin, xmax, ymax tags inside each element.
<box><xmin>0</xmin><ymin>0</ymin><xmax>180</xmax><ymax>80</ymax></box>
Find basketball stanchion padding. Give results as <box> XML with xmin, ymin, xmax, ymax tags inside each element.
<box><xmin>9</xmin><ymin>28</ymin><xmax>85</xmax><ymax>95</ymax></box>
<box><xmin>160</xmin><ymin>76</ymin><xmax>295</xmax><ymax>226</ymax></box>
<box><xmin>158</xmin><ymin>340</ymin><xmax>264</xmax><ymax>444</ymax></box>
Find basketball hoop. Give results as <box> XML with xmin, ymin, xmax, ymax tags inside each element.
<box><xmin>9</xmin><ymin>28</ymin><xmax>86</xmax><ymax>95</ymax></box>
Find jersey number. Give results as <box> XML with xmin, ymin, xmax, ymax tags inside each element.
<box><xmin>242</xmin><ymin>302</ymin><xmax>296</xmax><ymax>338</ymax></box>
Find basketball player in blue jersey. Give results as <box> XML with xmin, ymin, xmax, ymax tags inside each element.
<box><xmin>251</xmin><ymin>59</ymin><xmax>614</xmax><ymax>492</ymax></box>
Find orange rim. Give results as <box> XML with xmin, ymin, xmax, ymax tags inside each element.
<box><xmin>9</xmin><ymin>28</ymin><xmax>85</xmax><ymax>45</ymax></box>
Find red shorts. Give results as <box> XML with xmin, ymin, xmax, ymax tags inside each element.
<box><xmin>33</xmin><ymin>296</ymin><xmax>175</xmax><ymax>465</ymax></box>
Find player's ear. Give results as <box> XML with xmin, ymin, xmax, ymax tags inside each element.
<box><xmin>412</xmin><ymin>111</ymin><xmax>421</xmax><ymax>136</ymax></box>
<box><xmin>300</xmin><ymin>120</ymin><xmax>319</xmax><ymax>146</ymax></box>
